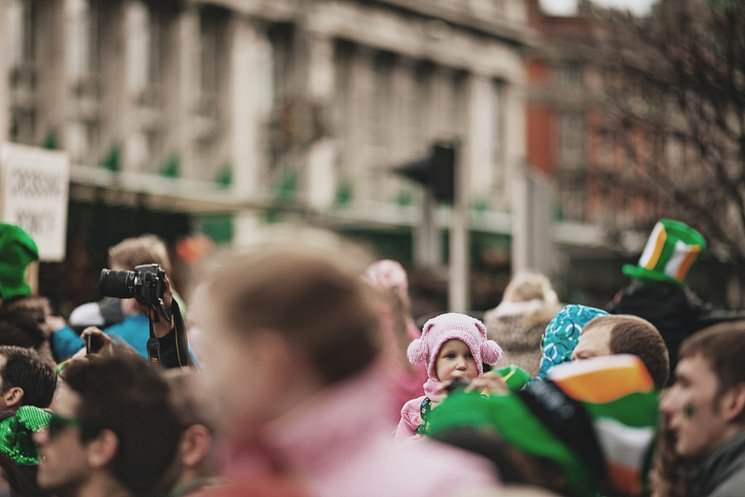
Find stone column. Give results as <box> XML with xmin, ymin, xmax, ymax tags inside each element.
<box><xmin>228</xmin><ymin>15</ymin><xmax>272</xmax><ymax>246</ymax></box>
<box><xmin>430</xmin><ymin>67</ymin><xmax>451</xmax><ymax>140</ymax></box>
<box><xmin>465</xmin><ymin>74</ymin><xmax>494</xmax><ymax>200</ymax></box>
<box><xmin>348</xmin><ymin>46</ymin><xmax>374</xmax><ymax>205</ymax></box>
<box><xmin>168</xmin><ymin>5</ymin><xmax>199</xmax><ymax>180</ymax></box>
<box><xmin>304</xmin><ymin>33</ymin><xmax>336</xmax><ymax>210</ymax></box>
<box><xmin>36</xmin><ymin>0</ymin><xmax>68</xmax><ymax>146</ymax></box>
<box><xmin>0</xmin><ymin>1</ymin><xmax>9</xmax><ymax>143</ymax></box>
<box><xmin>503</xmin><ymin>78</ymin><xmax>525</xmax><ymax>211</ymax></box>
<box><xmin>122</xmin><ymin>0</ymin><xmax>149</xmax><ymax>172</ymax></box>
<box><xmin>97</xmin><ymin>0</ymin><xmax>131</xmax><ymax>170</ymax></box>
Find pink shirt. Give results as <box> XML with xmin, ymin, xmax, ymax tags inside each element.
<box><xmin>225</xmin><ymin>368</ymin><xmax>498</xmax><ymax>497</ymax></box>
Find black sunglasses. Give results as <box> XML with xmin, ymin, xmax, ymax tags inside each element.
<box><xmin>47</xmin><ymin>413</ymin><xmax>80</xmax><ymax>438</ymax></box>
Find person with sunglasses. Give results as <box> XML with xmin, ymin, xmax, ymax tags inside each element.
<box><xmin>33</xmin><ymin>355</ymin><xmax>182</xmax><ymax>497</ymax></box>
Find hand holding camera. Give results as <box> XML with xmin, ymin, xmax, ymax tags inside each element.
<box><xmin>98</xmin><ymin>264</ymin><xmax>174</xmax><ymax>338</ymax></box>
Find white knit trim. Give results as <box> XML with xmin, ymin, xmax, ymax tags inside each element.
<box><xmin>490</xmin><ymin>299</ymin><xmax>548</xmax><ymax>318</ymax></box>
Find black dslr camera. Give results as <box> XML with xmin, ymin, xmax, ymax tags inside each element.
<box><xmin>98</xmin><ymin>264</ymin><xmax>166</xmax><ymax>308</ymax></box>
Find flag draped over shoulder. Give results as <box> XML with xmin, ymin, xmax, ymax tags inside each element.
<box><xmin>425</xmin><ymin>355</ymin><xmax>659</xmax><ymax>497</ymax></box>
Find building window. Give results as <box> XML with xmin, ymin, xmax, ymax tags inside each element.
<box><xmin>449</xmin><ymin>71</ymin><xmax>467</xmax><ymax>138</ymax></box>
<box><xmin>560</xmin><ymin>187</ymin><xmax>586</xmax><ymax>221</ymax></box>
<box><xmin>7</xmin><ymin>0</ymin><xmax>35</xmax><ymax>67</ymax></box>
<box><xmin>199</xmin><ymin>7</ymin><xmax>228</xmax><ymax>99</ymax></box>
<box><xmin>557</xmin><ymin>64</ymin><xmax>582</xmax><ymax>89</ymax></box>
<box><xmin>492</xmin><ymin>80</ymin><xmax>506</xmax><ymax>183</ymax></box>
<box><xmin>7</xmin><ymin>0</ymin><xmax>37</xmax><ymax>145</ymax></box>
<box><xmin>413</xmin><ymin>62</ymin><xmax>434</xmax><ymax>148</ymax></box>
<box><xmin>195</xmin><ymin>6</ymin><xmax>228</xmax><ymax>156</ymax></box>
<box><xmin>371</xmin><ymin>52</ymin><xmax>394</xmax><ymax>151</ymax></box>
<box><xmin>333</xmin><ymin>40</ymin><xmax>354</xmax><ymax>177</ymax></box>
<box><xmin>559</xmin><ymin>113</ymin><xmax>585</xmax><ymax>169</ymax></box>
<box><xmin>268</xmin><ymin>24</ymin><xmax>294</xmax><ymax>109</ymax></box>
<box><xmin>145</xmin><ymin>5</ymin><xmax>168</xmax><ymax>92</ymax></box>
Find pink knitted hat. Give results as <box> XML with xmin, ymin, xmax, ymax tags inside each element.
<box><xmin>407</xmin><ymin>312</ymin><xmax>503</xmax><ymax>381</ymax></box>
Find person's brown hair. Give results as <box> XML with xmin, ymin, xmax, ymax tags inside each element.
<box><xmin>162</xmin><ymin>368</ymin><xmax>211</xmax><ymax>430</ymax></box>
<box><xmin>679</xmin><ymin>323</ymin><xmax>745</xmax><ymax>400</ymax></box>
<box><xmin>584</xmin><ymin>315</ymin><xmax>670</xmax><ymax>388</ymax></box>
<box><xmin>109</xmin><ymin>234</ymin><xmax>172</xmax><ymax>274</ymax></box>
<box><xmin>208</xmin><ymin>244</ymin><xmax>380</xmax><ymax>386</ymax></box>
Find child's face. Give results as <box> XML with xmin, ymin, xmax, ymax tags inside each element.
<box><xmin>435</xmin><ymin>339</ymin><xmax>479</xmax><ymax>383</ymax></box>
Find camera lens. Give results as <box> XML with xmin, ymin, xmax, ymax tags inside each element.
<box><xmin>98</xmin><ymin>269</ymin><xmax>137</xmax><ymax>299</ymax></box>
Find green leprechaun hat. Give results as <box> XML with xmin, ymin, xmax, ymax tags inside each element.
<box><xmin>0</xmin><ymin>224</ymin><xmax>39</xmax><ymax>300</ymax></box>
<box><xmin>623</xmin><ymin>219</ymin><xmax>706</xmax><ymax>285</ymax></box>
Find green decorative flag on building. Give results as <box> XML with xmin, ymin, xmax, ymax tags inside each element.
<box><xmin>274</xmin><ymin>170</ymin><xmax>298</xmax><ymax>203</ymax></box>
<box><xmin>215</xmin><ymin>165</ymin><xmax>232</xmax><ymax>189</ymax></box>
<box><xmin>623</xmin><ymin>219</ymin><xmax>706</xmax><ymax>285</ymax></box>
<box><xmin>396</xmin><ymin>190</ymin><xmax>413</xmax><ymax>208</ymax></box>
<box><xmin>101</xmin><ymin>145</ymin><xmax>121</xmax><ymax>173</ymax></box>
<box><xmin>333</xmin><ymin>180</ymin><xmax>353</xmax><ymax>208</ymax></box>
<box><xmin>159</xmin><ymin>154</ymin><xmax>180</xmax><ymax>178</ymax></box>
<box><xmin>42</xmin><ymin>131</ymin><xmax>58</xmax><ymax>150</ymax></box>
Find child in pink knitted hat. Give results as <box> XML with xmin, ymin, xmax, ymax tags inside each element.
<box><xmin>395</xmin><ymin>312</ymin><xmax>503</xmax><ymax>440</ymax></box>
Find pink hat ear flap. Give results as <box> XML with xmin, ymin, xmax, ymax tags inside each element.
<box><xmin>474</xmin><ymin>320</ymin><xmax>487</xmax><ymax>338</ymax></box>
<box><xmin>407</xmin><ymin>338</ymin><xmax>428</xmax><ymax>365</ymax></box>
<box><xmin>480</xmin><ymin>340</ymin><xmax>503</xmax><ymax>365</ymax></box>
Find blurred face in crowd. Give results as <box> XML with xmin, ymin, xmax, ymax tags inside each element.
<box><xmin>661</xmin><ymin>354</ymin><xmax>744</xmax><ymax>458</ymax></box>
<box><xmin>199</xmin><ymin>294</ymin><xmax>300</xmax><ymax>441</ymax></box>
<box><xmin>571</xmin><ymin>323</ymin><xmax>612</xmax><ymax>361</ymax></box>
<box><xmin>435</xmin><ymin>339</ymin><xmax>478</xmax><ymax>383</ymax></box>
<box><xmin>34</xmin><ymin>383</ymin><xmax>90</xmax><ymax>494</ymax></box>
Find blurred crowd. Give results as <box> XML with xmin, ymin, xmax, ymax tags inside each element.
<box><xmin>0</xmin><ymin>217</ymin><xmax>742</xmax><ymax>497</ymax></box>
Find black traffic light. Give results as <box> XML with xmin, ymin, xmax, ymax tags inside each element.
<box><xmin>393</xmin><ymin>142</ymin><xmax>457</xmax><ymax>204</ymax></box>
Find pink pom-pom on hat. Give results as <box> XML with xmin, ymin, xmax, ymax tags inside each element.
<box><xmin>408</xmin><ymin>312</ymin><xmax>503</xmax><ymax>380</ymax></box>
<box><xmin>364</xmin><ymin>259</ymin><xmax>409</xmax><ymax>292</ymax></box>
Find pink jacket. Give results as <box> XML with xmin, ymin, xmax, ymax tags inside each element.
<box><xmin>224</xmin><ymin>368</ymin><xmax>498</xmax><ymax>497</ymax></box>
<box><xmin>396</xmin><ymin>395</ymin><xmax>426</xmax><ymax>441</ymax></box>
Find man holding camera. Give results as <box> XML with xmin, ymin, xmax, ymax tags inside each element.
<box><xmin>51</xmin><ymin>235</ymin><xmax>189</xmax><ymax>366</ymax></box>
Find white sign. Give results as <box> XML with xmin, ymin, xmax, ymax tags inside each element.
<box><xmin>0</xmin><ymin>144</ymin><xmax>70</xmax><ymax>261</ymax></box>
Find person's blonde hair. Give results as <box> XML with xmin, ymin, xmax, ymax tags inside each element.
<box><xmin>109</xmin><ymin>235</ymin><xmax>172</xmax><ymax>274</ymax></box>
<box><xmin>502</xmin><ymin>272</ymin><xmax>558</xmax><ymax>305</ymax></box>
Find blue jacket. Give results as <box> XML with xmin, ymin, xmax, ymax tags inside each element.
<box><xmin>52</xmin><ymin>314</ymin><xmax>150</xmax><ymax>360</ymax></box>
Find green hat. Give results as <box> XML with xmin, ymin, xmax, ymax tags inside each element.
<box><xmin>495</xmin><ymin>365</ymin><xmax>531</xmax><ymax>391</ymax></box>
<box><xmin>0</xmin><ymin>406</ymin><xmax>51</xmax><ymax>465</ymax></box>
<box><xmin>0</xmin><ymin>224</ymin><xmax>39</xmax><ymax>300</ymax></box>
<box><xmin>426</xmin><ymin>387</ymin><xmax>596</xmax><ymax>497</ymax></box>
<box><xmin>623</xmin><ymin>219</ymin><xmax>705</xmax><ymax>285</ymax></box>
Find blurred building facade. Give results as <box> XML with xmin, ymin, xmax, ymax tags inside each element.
<box><xmin>0</xmin><ymin>0</ymin><xmax>532</xmax><ymax>308</ymax></box>
<box><xmin>0</xmin><ymin>0</ymin><xmax>529</xmax><ymax>227</ymax></box>
<box><xmin>0</xmin><ymin>0</ymin><xmax>533</xmax><ymax>309</ymax></box>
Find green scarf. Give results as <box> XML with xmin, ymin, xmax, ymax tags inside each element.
<box><xmin>0</xmin><ymin>406</ymin><xmax>51</xmax><ymax>465</ymax></box>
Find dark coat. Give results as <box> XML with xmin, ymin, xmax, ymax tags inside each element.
<box><xmin>692</xmin><ymin>432</ymin><xmax>745</xmax><ymax>497</ymax></box>
<box><xmin>608</xmin><ymin>280</ymin><xmax>718</xmax><ymax>372</ymax></box>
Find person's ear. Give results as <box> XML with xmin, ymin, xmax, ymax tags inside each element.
<box><xmin>86</xmin><ymin>429</ymin><xmax>119</xmax><ymax>469</ymax></box>
<box><xmin>720</xmin><ymin>384</ymin><xmax>745</xmax><ymax>423</ymax></box>
<box><xmin>2</xmin><ymin>387</ymin><xmax>24</xmax><ymax>408</ymax></box>
<box><xmin>179</xmin><ymin>424</ymin><xmax>213</xmax><ymax>468</ymax></box>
